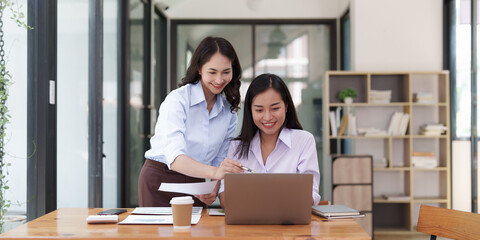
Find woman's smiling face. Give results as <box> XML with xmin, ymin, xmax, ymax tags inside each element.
<box><xmin>251</xmin><ymin>88</ymin><xmax>286</xmax><ymax>138</ymax></box>
<box><xmin>198</xmin><ymin>51</ymin><xmax>232</xmax><ymax>98</ymax></box>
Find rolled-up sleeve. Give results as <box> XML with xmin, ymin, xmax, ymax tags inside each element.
<box><xmin>297</xmin><ymin>133</ymin><xmax>321</xmax><ymax>205</ymax></box>
<box><xmin>211</xmin><ymin>113</ymin><xmax>238</xmax><ymax>167</ymax></box>
<box><xmin>150</xmin><ymin>92</ymin><xmax>188</xmax><ymax>169</ymax></box>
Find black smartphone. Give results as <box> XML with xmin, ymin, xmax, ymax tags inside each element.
<box><xmin>97</xmin><ymin>209</ymin><xmax>127</xmax><ymax>215</ymax></box>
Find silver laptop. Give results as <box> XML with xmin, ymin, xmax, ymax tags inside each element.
<box><xmin>224</xmin><ymin>173</ymin><xmax>313</xmax><ymax>225</ymax></box>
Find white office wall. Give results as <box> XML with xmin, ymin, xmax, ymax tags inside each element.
<box><xmin>161</xmin><ymin>0</ymin><xmax>444</xmax><ymax>75</ymax></box>
<box><xmin>161</xmin><ymin>0</ymin><xmax>341</xmax><ymax>19</ymax></box>
<box><xmin>350</xmin><ymin>0</ymin><xmax>443</xmax><ymax>71</ymax></box>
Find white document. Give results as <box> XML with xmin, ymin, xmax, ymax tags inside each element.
<box><xmin>207</xmin><ymin>208</ymin><xmax>225</xmax><ymax>216</ymax></box>
<box><xmin>159</xmin><ymin>180</ymin><xmax>218</xmax><ymax>195</ymax></box>
<box><xmin>132</xmin><ymin>207</ymin><xmax>203</xmax><ymax>215</ymax></box>
<box><xmin>119</xmin><ymin>215</ymin><xmax>201</xmax><ymax>225</ymax></box>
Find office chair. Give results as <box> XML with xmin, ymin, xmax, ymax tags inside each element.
<box><xmin>417</xmin><ymin>205</ymin><xmax>480</xmax><ymax>240</ymax></box>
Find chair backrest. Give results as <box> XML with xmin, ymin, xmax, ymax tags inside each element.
<box><xmin>318</xmin><ymin>201</ymin><xmax>330</xmax><ymax>205</ymax></box>
<box><xmin>417</xmin><ymin>205</ymin><xmax>480</xmax><ymax>240</ymax></box>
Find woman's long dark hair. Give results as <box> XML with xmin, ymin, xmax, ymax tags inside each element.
<box><xmin>234</xmin><ymin>73</ymin><xmax>303</xmax><ymax>159</ymax></box>
<box><xmin>179</xmin><ymin>36</ymin><xmax>242</xmax><ymax>112</ymax></box>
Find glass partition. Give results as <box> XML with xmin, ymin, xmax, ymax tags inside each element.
<box><xmin>103</xmin><ymin>0</ymin><xmax>119</xmax><ymax>208</ymax></box>
<box><xmin>57</xmin><ymin>0</ymin><xmax>89</xmax><ymax>208</ymax></box>
<box><xmin>176</xmin><ymin>24</ymin><xmax>254</xmax><ymax>85</ymax></box>
<box><xmin>455</xmin><ymin>0</ymin><xmax>472</xmax><ymax>138</ymax></box>
<box><xmin>127</xmin><ymin>0</ymin><xmax>145</xmax><ymax>207</ymax></box>
<box><xmin>4</xmin><ymin>0</ymin><xmax>28</xmax><ymax>230</ymax></box>
<box><xmin>254</xmin><ymin>23</ymin><xmax>330</xmax><ymax>197</ymax></box>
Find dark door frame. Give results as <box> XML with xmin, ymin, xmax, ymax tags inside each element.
<box><xmin>27</xmin><ymin>0</ymin><xmax>58</xmax><ymax>221</ymax></box>
<box><xmin>88</xmin><ymin>0</ymin><xmax>104</xmax><ymax>208</ymax></box>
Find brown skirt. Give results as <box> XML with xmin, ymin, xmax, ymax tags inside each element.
<box><xmin>138</xmin><ymin>159</ymin><xmax>207</xmax><ymax>207</ymax></box>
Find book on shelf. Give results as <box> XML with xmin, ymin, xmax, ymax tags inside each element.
<box><xmin>420</xmin><ymin>123</ymin><xmax>447</xmax><ymax>136</ymax></box>
<box><xmin>369</xmin><ymin>89</ymin><xmax>392</xmax><ymax>103</ymax></box>
<box><xmin>337</xmin><ymin>115</ymin><xmax>348</xmax><ymax>136</ymax></box>
<box><xmin>382</xmin><ymin>194</ymin><xmax>410</xmax><ymax>201</ymax></box>
<box><xmin>357</xmin><ymin>127</ymin><xmax>388</xmax><ymax>136</ymax></box>
<box><xmin>312</xmin><ymin>205</ymin><xmax>361</xmax><ymax>219</ymax></box>
<box><xmin>329</xmin><ymin>111</ymin><xmax>337</xmax><ymax>137</ymax></box>
<box><xmin>387</xmin><ymin>112</ymin><xmax>401</xmax><ymax>136</ymax></box>
<box><xmin>414</xmin><ymin>92</ymin><xmax>435</xmax><ymax>104</ymax></box>
<box><xmin>412</xmin><ymin>152</ymin><xmax>438</xmax><ymax>168</ymax></box>
<box><xmin>412</xmin><ymin>158</ymin><xmax>438</xmax><ymax>168</ymax></box>
<box><xmin>412</xmin><ymin>151</ymin><xmax>434</xmax><ymax>157</ymax></box>
<box><xmin>398</xmin><ymin>113</ymin><xmax>409</xmax><ymax>135</ymax></box>
<box><xmin>348</xmin><ymin>113</ymin><xmax>357</xmax><ymax>136</ymax></box>
<box><xmin>387</xmin><ymin>112</ymin><xmax>409</xmax><ymax>136</ymax></box>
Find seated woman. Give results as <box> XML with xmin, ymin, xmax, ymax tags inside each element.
<box><xmin>219</xmin><ymin>73</ymin><xmax>320</xmax><ymax>207</ymax></box>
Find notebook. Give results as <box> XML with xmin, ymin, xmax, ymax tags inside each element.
<box><xmin>311</xmin><ymin>204</ymin><xmax>360</xmax><ymax>218</ymax></box>
<box><xmin>224</xmin><ymin>173</ymin><xmax>313</xmax><ymax>225</ymax></box>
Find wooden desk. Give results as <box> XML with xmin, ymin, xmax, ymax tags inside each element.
<box><xmin>0</xmin><ymin>208</ymin><xmax>371</xmax><ymax>239</ymax></box>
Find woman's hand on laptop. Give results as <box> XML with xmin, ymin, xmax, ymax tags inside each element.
<box><xmin>214</xmin><ymin>158</ymin><xmax>243</xmax><ymax>180</ymax></box>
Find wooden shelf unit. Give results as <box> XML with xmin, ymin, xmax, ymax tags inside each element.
<box><xmin>323</xmin><ymin>71</ymin><xmax>451</xmax><ymax>235</ymax></box>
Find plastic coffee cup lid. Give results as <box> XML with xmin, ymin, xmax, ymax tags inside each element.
<box><xmin>170</xmin><ymin>196</ymin><xmax>194</xmax><ymax>205</ymax></box>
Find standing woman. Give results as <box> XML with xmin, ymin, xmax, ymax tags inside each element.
<box><xmin>219</xmin><ymin>73</ymin><xmax>321</xmax><ymax>206</ymax></box>
<box><xmin>139</xmin><ymin>36</ymin><xmax>244</xmax><ymax>207</ymax></box>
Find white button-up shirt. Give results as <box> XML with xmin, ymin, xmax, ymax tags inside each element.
<box><xmin>145</xmin><ymin>82</ymin><xmax>238</xmax><ymax>169</ymax></box>
<box><xmin>220</xmin><ymin>128</ymin><xmax>321</xmax><ymax>205</ymax></box>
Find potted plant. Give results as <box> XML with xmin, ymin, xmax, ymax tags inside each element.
<box><xmin>338</xmin><ymin>88</ymin><xmax>357</xmax><ymax>104</ymax></box>
<box><xmin>0</xmin><ymin>0</ymin><xmax>32</xmax><ymax>233</ymax></box>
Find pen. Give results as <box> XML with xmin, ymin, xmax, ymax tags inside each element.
<box><xmin>241</xmin><ymin>166</ymin><xmax>255</xmax><ymax>173</ymax></box>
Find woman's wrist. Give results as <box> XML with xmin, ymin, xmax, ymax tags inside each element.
<box><xmin>210</xmin><ymin>165</ymin><xmax>219</xmax><ymax>180</ymax></box>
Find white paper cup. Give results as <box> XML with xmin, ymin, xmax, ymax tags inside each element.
<box><xmin>170</xmin><ymin>196</ymin><xmax>194</xmax><ymax>231</ymax></box>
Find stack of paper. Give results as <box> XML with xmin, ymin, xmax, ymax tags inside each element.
<box><xmin>373</xmin><ymin>157</ymin><xmax>388</xmax><ymax>168</ymax></box>
<box><xmin>414</xmin><ymin>92</ymin><xmax>435</xmax><ymax>104</ymax></box>
<box><xmin>357</xmin><ymin>127</ymin><xmax>387</xmax><ymax>136</ymax></box>
<box><xmin>420</xmin><ymin>124</ymin><xmax>447</xmax><ymax>136</ymax></box>
<box><xmin>370</xmin><ymin>89</ymin><xmax>392</xmax><ymax>103</ymax></box>
<box><xmin>119</xmin><ymin>214</ymin><xmax>201</xmax><ymax>225</ymax></box>
<box><xmin>382</xmin><ymin>194</ymin><xmax>410</xmax><ymax>201</ymax></box>
<box><xmin>119</xmin><ymin>181</ymin><xmax>219</xmax><ymax>225</ymax></box>
<box><xmin>412</xmin><ymin>152</ymin><xmax>438</xmax><ymax>168</ymax></box>
<box><xmin>312</xmin><ymin>205</ymin><xmax>364</xmax><ymax>219</ymax></box>
<box><xmin>119</xmin><ymin>207</ymin><xmax>203</xmax><ymax>225</ymax></box>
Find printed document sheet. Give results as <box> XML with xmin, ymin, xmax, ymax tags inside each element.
<box><xmin>158</xmin><ymin>181</ymin><xmax>218</xmax><ymax>195</ymax></box>
<box><xmin>132</xmin><ymin>207</ymin><xmax>203</xmax><ymax>215</ymax></box>
<box><xmin>207</xmin><ymin>208</ymin><xmax>225</xmax><ymax>216</ymax></box>
<box><xmin>119</xmin><ymin>215</ymin><xmax>201</xmax><ymax>225</ymax></box>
